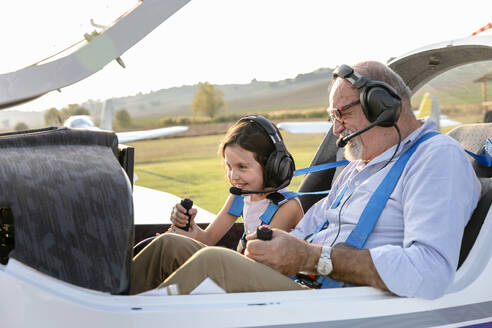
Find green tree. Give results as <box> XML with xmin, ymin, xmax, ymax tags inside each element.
<box><xmin>60</xmin><ymin>104</ymin><xmax>89</xmax><ymax>121</ymax></box>
<box><xmin>191</xmin><ymin>82</ymin><xmax>225</xmax><ymax>118</ymax></box>
<box><xmin>14</xmin><ymin>122</ymin><xmax>29</xmax><ymax>131</ymax></box>
<box><xmin>44</xmin><ymin>107</ymin><xmax>62</xmax><ymax>126</ymax></box>
<box><xmin>115</xmin><ymin>109</ymin><xmax>132</xmax><ymax>129</ymax></box>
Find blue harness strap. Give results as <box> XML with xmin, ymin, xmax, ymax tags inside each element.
<box><xmin>259</xmin><ymin>191</ymin><xmax>298</xmax><ymax>225</ymax></box>
<box><xmin>344</xmin><ymin>131</ymin><xmax>440</xmax><ymax>248</ymax></box>
<box><xmin>227</xmin><ymin>195</ymin><xmax>244</xmax><ymax>217</ymax></box>
<box><xmin>231</xmin><ymin>159</ymin><xmax>348</xmax><ymax>225</ymax></box>
<box><xmin>294</xmin><ymin>160</ymin><xmax>349</xmax><ymax>176</ymax></box>
<box><xmin>314</xmin><ymin>131</ymin><xmax>440</xmax><ymax>289</ymax></box>
<box><xmin>237</xmin><ymin>191</ymin><xmax>299</xmax><ymax>250</ymax></box>
<box><xmin>465</xmin><ymin>138</ymin><xmax>492</xmax><ymax>167</ymax></box>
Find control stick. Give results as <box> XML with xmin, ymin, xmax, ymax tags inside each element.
<box><xmin>181</xmin><ymin>198</ymin><xmax>193</xmax><ymax>231</ymax></box>
<box><xmin>256</xmin><ymin>225</ymin><xmax>273</xmax><ymax>241</ymax></box>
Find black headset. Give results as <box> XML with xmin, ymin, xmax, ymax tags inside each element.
<box><xmin>333</xmin><ymin>64</ymin><xmax>401</xmax><ymax>127</ymax></box>
<box><xmin>237</xmin><ymin>115</ymin><xmax>295</xmax><ymax>190</ymax></box>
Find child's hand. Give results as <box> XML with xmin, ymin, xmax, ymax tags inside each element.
<box><xmin>170</xmin><ymin>202</ymin><xmax>197</xmax><ymax>228</ymax></box>
<box><xmin>168</xmin><ymin>222</ymin><xmax>198</xmax><ymax>239</ymax></box>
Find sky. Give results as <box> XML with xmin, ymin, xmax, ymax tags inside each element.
<box><xmin>1</xmin><ymin>0</ymin><xmax>492</xmax><ymax>112</ymax></box>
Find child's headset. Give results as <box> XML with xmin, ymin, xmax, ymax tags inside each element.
<box><xmin>236</xmin><ymin>115</ymin><xmax>295</xmax><ymax>191</ymax></box>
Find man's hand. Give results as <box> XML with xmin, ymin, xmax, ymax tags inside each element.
<box><xmin>245</xmin><ymin>229</ymin><xmax>322</xmax><ymax>276</ymax></box>
<box><xmin>330</xmin><ymin>243</ymin><xmax>389</xmax><ymax>292</ymax></box>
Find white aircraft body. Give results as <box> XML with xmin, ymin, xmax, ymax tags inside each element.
<box><xmin>0</xmin><ymin>0</ymin><xmax>192</xmax><ymax>109</ymax></box>
<box><xmin>0</xmin><ymin>1</ymin><xmax>492</xmax><ymax>327</ymax></box>
<box><xmin>133</xmin><ymin>185</ymin><xmax>215</xmax><ymax>225</ymax></box>
<box><xmin>439</xmin><ymin>115</ymin><xmax>462</xmax><ymax>127</ymax></box>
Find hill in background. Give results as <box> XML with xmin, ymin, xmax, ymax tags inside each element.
<box><xmin>80</xmin><ymin>67</ymin><xmax>334</xmax><ymax>120</ymax></box>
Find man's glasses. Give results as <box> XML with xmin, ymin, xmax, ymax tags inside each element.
<box><xmin>327</xmin><ymin>99</ymin><xmax>360</xmax><ymax>124</ymax></box>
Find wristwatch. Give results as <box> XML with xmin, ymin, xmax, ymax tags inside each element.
<box><xmin>316</xmin><ymin>246</ymin><xmax>333</xmax><ymax>276</ymax></box>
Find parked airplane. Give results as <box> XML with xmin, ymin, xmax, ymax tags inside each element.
<box><xmin>0</xmin><ymin>1</ymin><xmax>491</xmax><ymax>327</ymax></box>
<box><xmin>63</xmin><ymin>98</ymin><xmax>188</xmax><ymax>143</ymax></box>
<box><xmin>277</xmin><ymin>121</ymin><xmax>332</xmax><ymax>134</ymax></box>
<box><xmin>414</xmin><ymin>92</ymin><xmax>461</xmax><ymax>130</ymax></box>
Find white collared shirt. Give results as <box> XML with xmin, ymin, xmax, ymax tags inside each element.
<box><xmin>290</xmin><ymin>119</ymin><xmax>481</xmax><ymax>299</ymax></box>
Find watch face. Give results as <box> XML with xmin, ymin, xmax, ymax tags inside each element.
<box><xmin>317</xmin><ymin>258</ymin><xmax>333</xmax><ymax>276</ymax></box>
<box><xmin>317</xmin><ymin>246</ymin><xmax>333</xmax><ymax>276</ymax></box>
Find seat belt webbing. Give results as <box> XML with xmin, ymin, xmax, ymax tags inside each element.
<box><xmin>294</xmin><ymin>160</ymin><xmax>349</xmax><ymax>176</ymax></box>
<box><xmin>316</xmin><ymin>131</ymin><xmax>440</xmax><ymax>289</ymax></box>
<box><xmin>465</xmin><ymin>138</ymin><xmax>491</xmax><ymax>167</ymax></box>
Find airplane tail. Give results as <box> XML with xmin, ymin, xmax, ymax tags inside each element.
<box><xmin>416</xmin><ymin>92</ymin><xmax>441</xmax><ymax>129</ymax></box>
<box><xmin>100</xmin><ymin>98</ymin><xmax>114</xmax><ymax>131</ymax></box>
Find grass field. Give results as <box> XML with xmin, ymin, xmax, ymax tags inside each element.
<box><xmin>130</xmin><ymin>132</ymin><xmax>326</xmax><ymax>213</ymax></box>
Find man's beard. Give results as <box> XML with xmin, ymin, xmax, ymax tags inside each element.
<box><xmin>341</xmin><ymin>129</ymin><xmax>363</xmax><ymax>161</ymax></box>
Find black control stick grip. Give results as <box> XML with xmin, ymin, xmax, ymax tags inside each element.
<box><xmin>181</xmin><ymin>198</ymin><xmax>193</xmax><ymax>231</ymax></box>
<box><xmin>257</xmin><ymin>225</ymin><xmax>273</xmax><ymax>241</ymax></box>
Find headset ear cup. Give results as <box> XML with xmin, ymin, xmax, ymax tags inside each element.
<box><xmin>366</xmin><ymin>87</ymin><xmax>388</xmax><ymax>122</ymax></box>
<box><xmin>362</xmin><ymin>85</ymin><xmax>401</xmax><ymax>124</ymax></box>
<box><xmin>265</xmin><ymin>151</ymin><xmax>279</xmax><ymax>187</ymax></box>
<box><xmin>265</xmin><ymin>151</ymin><xmax>295</xmax><ymax>188</ymax></box>
<box><xmin>278</xmin><ymin>155</ymin><xmax>295</xmax><ymax>186</ymax></box>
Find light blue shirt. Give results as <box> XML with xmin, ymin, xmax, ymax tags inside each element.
<box><xmin>291</xmin><ymin>120</ymin><xmax>481</xmax><ymax>299</ymax></box>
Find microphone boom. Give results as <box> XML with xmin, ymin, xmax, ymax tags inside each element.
<box><xmin>229</xmin><ymin>180</ymin><xmax>290</xmax><ymax>195</ymax></box>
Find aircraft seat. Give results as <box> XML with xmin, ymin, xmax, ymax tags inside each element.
<box><xmin>0</xmin><ymin>127</ymin><xmax>134</xmax><ymax>294</ymax></box>
<box><xmin>297</xmin><ymin>127</ymin><xmax>343</xmax><ymax>213</ymax></box>
<box><xmin>447</xmin><ymin>123</ymin><xmax>492</xmax><ymax>268</ymax></box>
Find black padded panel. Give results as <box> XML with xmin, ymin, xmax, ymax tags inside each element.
<box><xmin>0</xmin><ymin>127</ymin><xmax>134</xmax><ymax>294</ymax></box>
<box><xmin>297</xmin><ymin>127</ymin><xmax>343</xmax><ymax>213</ymax></box>
<box><xmin>458</xmin><ymin>188</ymin><xmax>492</xmax><ymax>269</ymax></box>
<box><xmin>485</xmin><ymin>111</ymin><xmax>492</xmax><ymax>123</ymax></box>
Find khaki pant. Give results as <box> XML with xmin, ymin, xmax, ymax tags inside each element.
<box><xmin>130</xmin><ymin>233</ymin><xmax>306</xmax><ymax>295</ymax></box>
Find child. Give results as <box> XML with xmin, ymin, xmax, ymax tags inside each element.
<box><xmin>169</xmin><ymin>115</ymin><xmax>304</xmax><ymax>248</ymax></box>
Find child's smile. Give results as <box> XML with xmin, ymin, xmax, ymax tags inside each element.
<box><xmin>224</xmin><ymin>144</ymin><xmax>264</xmax><ymax>195</ymax></box>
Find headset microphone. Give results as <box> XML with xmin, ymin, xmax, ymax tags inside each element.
<box><xmin>229</xmin><ymin>179</ymin><xmax>290</xmax><ymax>196</ymax></box>
<box><xmin>336</xmin><ymin>109</ymin><xmax>396</xmax><ymax>148</ymax></box>
<box><xmin>336</xmin><ymin>121</ymin><xmax>379</xmax><ymax>148</ymax></box>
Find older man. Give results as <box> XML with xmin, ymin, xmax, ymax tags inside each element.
<box><xmin>131</xmin><ymin>61</ymin><xmax>480</xmax><ymax>299</ymax></box>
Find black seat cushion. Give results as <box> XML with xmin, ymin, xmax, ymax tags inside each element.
<box><xmin>0</xmin><ymin>127</ymin><xmax>134</xmax><ymax>294</ymax></box>
<box><xmin>297</xmin><ymin>127</ymin><xmax>341</xmax><ymax>213</ymax></box>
